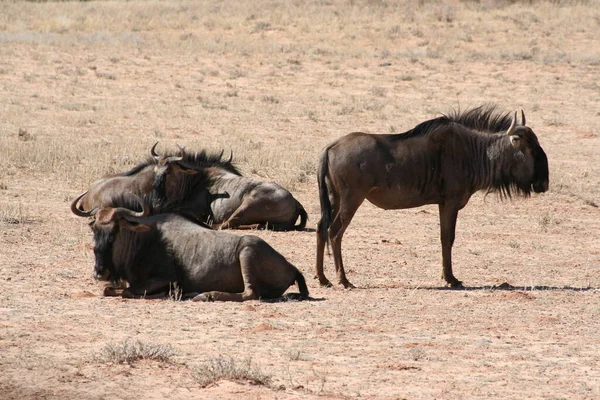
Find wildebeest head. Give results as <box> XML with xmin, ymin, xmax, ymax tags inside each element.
<box><xmin>150</xmin><ymin>142</ymin><xmax>198</xmax><ymax>175</ymax></box>
<box><xmin>150</xmin><ymin>142</ymin><xmax>200</xmax><ymax>200</ymax></box>
<box><xmin>506</xmin><ymin>111</ymin><xmax>549</xmax><ymax>194</ymax></box>
<box><xmin>71</xmin><ymin>192</ymin><xmax>149</xmax><ymax>285</ymax></box>
<box><xmin>150</xmin><ymin>142</ymin><xmax>233</xmax><ymax>177</ymax></box>
<box><xmin>149</xmin><ymin>143</ymin><xmax>236</xmax><ymax>210</ymax></box>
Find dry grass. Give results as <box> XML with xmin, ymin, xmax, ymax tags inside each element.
<box><xmin>192</xmin><ymin>356</ymin><xmax>272</xmax><ymax>388</ymax></box>
<box><xmin>0</xmin><ymin>202</ymin><xmax>32</xmax><ymax>225</ymax></box>
<box><xmin>95</xmin><ymin>338</ymin><xmax>177</xmax><ymax>365</ymax></box>
<box><xmin>1</xmin><ymin>0</ymin><xmax>598</xmax><ymax>189</ymax></box>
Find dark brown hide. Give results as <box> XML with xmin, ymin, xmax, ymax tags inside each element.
<box><xmin>70</xmin><ymin>165</ymin><xmax>155</xmax><ymax>216</ymax></box>
<box><xmin>70</xmin><ymin>142</ymin><xmax>184</xmax><ymax>219</ymax></box>
<box><xmin>75</xmin><ymin>196</ymin><xmax>309</xmax><ymax>302</ymax></box>
<box><xmin>315</xmin><ymin>106</ymin><xmax>549</xmax><ymax>288</ymax></box>
<box><xmin>151</xmin><ymin>147</ymin><xmax>308</xmax><ymax>231</ymax></box>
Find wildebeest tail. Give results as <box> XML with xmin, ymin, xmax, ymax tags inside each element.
<box><xmin>294</xmin><ymin>200</ymin><xmax>308</xmax><ymax>231</ymax></box>
<box><xmin>317</xmin><ymin>146</ymin><xmax>333</xmax><ymax>247</ymax></box>
<box><xmin>261</xmin><ymin>270</ymin><xmax>310</xmax><ymax>302</ymax></box>
<box><xmin>295</xmin><ymin>270</ymin><xmax>309</xmax><ymax>299</ymax></box>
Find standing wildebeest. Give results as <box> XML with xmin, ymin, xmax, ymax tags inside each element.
<box><xmin>150</xmin><ymin>144</ymin><xmax>308</xmax><ymax>231</ymax></box>
<box><xmin>71</xmin><ymin>193</ymin><xmax>309</xmax><ymax>302</ymax></box>
<box><xmin>316</xmin><ymin>105</ymin><xmax>549</xmax><ymax>288</ymax></box>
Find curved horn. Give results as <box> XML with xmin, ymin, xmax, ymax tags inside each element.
<box><xmin>506</xmin><ymin>111</ymin><xmax>517</xmax><ymax>135</ymax></box>
<box><xmin>217</xmin><ymin>149</ymin><xmax>225</xmax><ymax>160</ymax></box>
<box><xmin>70</xmin><ymin>191</ymin><xmax>97</xmax><ymax>218</ymax></box>
<box><xmin>150</xmin><ymin>142</ymin><xmax>160</xmax><ymax>159</ymax></box>
<box><xmin>226</xmin><ymin>150</ymin><xmax>233</xmax><ymax>163</ymax></box>
<box><xmin>520</xmin><ymin>109</ymin><xmax>526</xmax><ymax>126</ymax></box>
<box><xmin>114</xmin><ymin>195</ymin><xmax>149</xmax><ymax>219</ymax></box>
<box><xmin>175</xmin><ymin>143</ymin><xmax>185</xmax><ymax>156</ymax></box>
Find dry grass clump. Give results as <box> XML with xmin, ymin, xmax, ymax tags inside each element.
<box><xmin>0</xmin><ymin>202</ymin><xmax>32</xmax><ymax>225</ymax></box>
<box><xmin>95</xmin><ymin>338</ymin><xmax>177</xmax><ymax>365</ymax></box>
<box><xmin>192</xmin><ymin>355</ymin><xmax>272</xmax><ymax>388</ymax></box>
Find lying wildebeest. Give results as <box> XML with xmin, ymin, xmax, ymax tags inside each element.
<box><xmin>150</xmin><ymin>144</ymin><xmax>308</xmax><ymax>231</ymax></box>
<box><xmin>316</xmin><ymin>105</ymin><xmax>549</xmax><ymax>288</ymax></box>
<box><xmin>73</xmin><ymin>165</ymin><xmax>154</xmax><ymax>213</ymax></box>
<box><xmin>71</xmin><ymin>192</ymin><xmax>309</xmax><ymax>302</ymax></box>
<box><xmin>71</xmin><ymin>143</ymin><xmax>308</xmax><ymax>232</ymax></box>
<box><xmin>70</xmin><ymin>146</ymin><xmax>186</xmax><ymax>214</ymax></box>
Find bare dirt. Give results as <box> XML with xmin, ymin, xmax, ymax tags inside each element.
<box><xmin>1</xmin><ymin>1</ymin><xmax>599</xmax><ymax>399</ymax></box>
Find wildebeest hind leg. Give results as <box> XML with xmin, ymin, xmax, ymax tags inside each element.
<box><xmin>193</xmin><ymin>247</ymin><xmax>260</xmax><ymax>302</ymax></box>
<box><xmin>218</xmin><ymin>198</ymin><xmax>256</xmax><ymax>229</ymax></box>
<box><xmin>315</xmin><ymin>219</ymin><xmax>331</xmax><ymax>287</ymax></box>
<box><xmin>329</xmin><ymin>197</ymin><xmax>364</xmax><ymax>289</ymax></box>
<box><xmin>315</xmin><ymin>197</ymin><xmax>341</xmax><ymax>287</ymax></box>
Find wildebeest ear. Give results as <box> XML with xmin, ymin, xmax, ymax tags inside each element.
<box><xmin>119</xmin><ymin>219</ymin><xmax>151</xmax><ymax>232</ymax></box>
<box><xmin>180</xmin><ymin>168</ymin><xmax>198</xmax><ymax>175</ymax></box>
<box><xmin>172</xmin><ymin>162</ymin><xmax>199</xmax><ymax>175</ymax></box>
<box><xmin>509</xmin><ymin>135</ymin><xmax>521</xmax><ymax>148</ymax></box>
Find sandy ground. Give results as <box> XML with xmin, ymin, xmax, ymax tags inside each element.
<box><xmin>1</xmin><ymin>1</ymin><xmax>599</xmax><ymax>399</ymax></box>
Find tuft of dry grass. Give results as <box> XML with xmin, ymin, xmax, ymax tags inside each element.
<box><xmin>192</xmin><ymin>355</ymin><xmax>272</xmax><ymax>388</ymax></box>
<box><xmin>95</xmin><ymin>338</ymin><xmax>177</xmax><ymax>365</ymax></box>
<box><xmin>0</xmin><ymin>203</ymin><xmax>32</xmax><ymax>225</ymax></box>
<box><xmin>167</xmin><ymin>282</ymin><xmax>183</xmax><ymax>301</ymax></box>
<box><xmin>538</xmin><ymin>213</ymin><xmax>552</xmax><ymax>232</ymax></box>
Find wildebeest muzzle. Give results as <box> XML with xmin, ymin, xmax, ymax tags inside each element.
<box><xmin>533</xmin><ymin>180</ymin><xmax>548</xmax><ymax>193</ymax></box>
<box><xmin>94</xmin><ymin>268</ymin><xmax>111</xmax><ymax>281</ymax></box>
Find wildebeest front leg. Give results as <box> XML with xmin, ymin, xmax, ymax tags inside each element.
<box><xmin>438</xmin><ymin>203</ymin><xmax>462</xmax><ymax>287</ymax></box>
<box><xmin>193</xmin><ymin>247</ymin><xmax>259</xmax><ymax>302</ymax></box>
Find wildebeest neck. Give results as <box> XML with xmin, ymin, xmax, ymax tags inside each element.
<box><xmin>206</xmin><ymin>169</ymin><xmax>259</xmax><ymax>198</ymax></box>
<box><xmin>152</xmin><ymin>165</ymin><xmax>212</xmax><ymax>213</ymax></box>
<box><xmin>110</xmin><ymin>219</ymin><xmax>176</xmax><ymax>285</ymax></box>
<box><xmin>482</xmin><ymin>134</ymin><xmax>532</xmax><ymax>198</ymax></box>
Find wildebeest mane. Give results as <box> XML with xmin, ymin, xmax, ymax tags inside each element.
<box><xmin>390</xmin><ymin>105</ymin><xmax>530</xmax><ymax>199</ymax></box>
<box><xmin>150</xmin><ymin>149</ymin><xmax>242</xmax><ymax>222</ymax></box>
<box><xmin>122</xmin><ymin>148</ymin><xmax>241</xmax><ymax>177</ymax></box>
<box><xmin>391</xmin><ymin>104</ymin><xmax>512</xmax><ymax>140</ymax></box>
<box><xmin>179</xmin><ymin>150</ymin><xmax>241</xmax><ymax>176</ymax></box>
<box><xmin>121</xmin><ymin>162</ymin><xmax>151</xmax><ymax>177</ymax></box>
<box><xmin>444</xmin><ymin>104</ymin><xmax>513</xmax><ymax>133</ymax></box>
<box><xmin>451</xmin><ymin>105</ymin><xmax>530</xmax><ymax>199</ymax></box>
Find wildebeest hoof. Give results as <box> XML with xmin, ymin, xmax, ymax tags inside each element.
<box><xmin>102</xmin><ymin>286</ymin><xmax>123</xmax><ymax>297</ymax></box>
<box><xmin>492</xmin><ymin>282</ymin><xmax>513</xmax><ymax>290</ymax></box>
<box><xmin>319</xmin><ymin>279</ymin><xmax>333</xmax><ymax>288</ymax></box>
<box><xmin>314</xmin><ymin>275</ymin><xmax>333</xmax><ymax>287</ymax></box>
<box><xmin>192</xmin><ymin>293</ymin><xmax>213</xmax><ymax>302</ymax></box>
<box><xmin>341</xmin><ymin>281</ymin><xmax>356</xmax><ymax>289</ymax></box>
<box><xmin>447</xmin><ymin>280</ymin><xmax>464</xmax><ymax>288</ymax></box>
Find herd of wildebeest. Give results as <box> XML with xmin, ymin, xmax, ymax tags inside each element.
<box><xmin>71</xmin><ymin>104</ymin><xmax>549</xmax><ymax>301</ymax></box>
